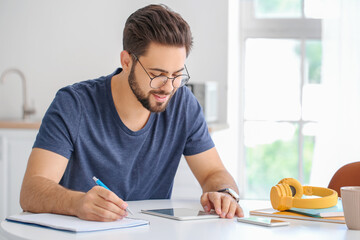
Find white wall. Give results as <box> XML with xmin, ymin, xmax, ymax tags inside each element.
<box><xmin>0</xmin><ymin>0</ymin><xmax>228</xmax><ymax>122</ymax></box>
<box><xmin>0</xmin><ymin>0</ymin><xmax>240</xmax><ymax>196</ymax></box>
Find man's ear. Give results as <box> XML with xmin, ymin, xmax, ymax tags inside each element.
<box><xmin>120</xmin><ymin>50</ymin><xmax>133</xmax><ymax>73</ymax></box>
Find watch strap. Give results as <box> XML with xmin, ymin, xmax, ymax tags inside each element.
<box><xmin>217</xmin><ymin>188</ymin><xmax>240</xmax><ymax>203</ymax></box>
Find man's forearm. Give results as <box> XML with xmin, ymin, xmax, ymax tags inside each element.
<box><xmin>201</xmin><ymin>169</ymin><xmax>239</xmax><ymax>194</ymax></box>
<box><xmin>20</xmin><ymin>175</ymin><xmax>83</xmax><ymax>216</ymax></box>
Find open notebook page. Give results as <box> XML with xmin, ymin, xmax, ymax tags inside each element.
<box><xmin>6</xmin><ymin>212</ymin><xmax>149</xmax><ymax>232</ymax></box>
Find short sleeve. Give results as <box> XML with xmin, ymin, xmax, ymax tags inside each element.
<box><xmin>182</xmin><ymin>89</ymin><xmax>215</xmax><ymax>156</ymax></box>
<box><xmin>33</xmin><ymin>86</ymin><xmax>82</xmax><ymax>159</ymax></box>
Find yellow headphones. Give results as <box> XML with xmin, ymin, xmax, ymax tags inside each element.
<box><xmin>270</xmin><ymin>178</ymin><xmax>338</xmax><ymax>211</ymax></box>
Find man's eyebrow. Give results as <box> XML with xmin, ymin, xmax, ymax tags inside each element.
<box><xmin>148</xmin><ymin>67</ymin><xmax>185</xmax><ymax>74</ymax></box>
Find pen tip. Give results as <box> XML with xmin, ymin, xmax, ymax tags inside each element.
<box><xmin>92</xmin><ymin>176</ymin><xmax>98</xmax><ymax>182</ymax></box>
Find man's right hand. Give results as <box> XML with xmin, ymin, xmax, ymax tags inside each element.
<box><xmin>20</xmin><ymin>149</ymin><xmax>129</xmax><ymax>222</ymax></box>
<box><xmin>75</xmin><ymin>186</ymin><xmax>129</xmax><ymax>222</ymax></box>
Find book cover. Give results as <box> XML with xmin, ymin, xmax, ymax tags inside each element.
<box><xmin>288</xmin><ymin>199</ymin><xmax>343</xmax><ymax>218</ymax></box>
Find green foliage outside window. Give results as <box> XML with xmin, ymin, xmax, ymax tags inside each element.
<box><xmin>246</xmin><ymin>126</ymin><xmax>315</xmax><ymax>199</ymax></box>
<box><xmin>255</xmin><ymin>0</ymin><xmax>301</xmax><ymax>18</ymax></box>
<box><xmin>246</xmin><ymin>125</ymin><xmax>298</xmax><ymax>199</ymax></box>
<box><xmin>293</xmin><ymin>41</ymin><xmax>322</xmax><ymax>84</ymax></box>
<box><xmin>306</xmin><ymin>41</ymin><xmax>322</xmax><ymax>84</ymax></box>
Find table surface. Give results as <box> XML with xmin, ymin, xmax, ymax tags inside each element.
<box><xmin>1</xmin><ymin>199</ymin><xmax>359</xmax><ymax>240</ymax></box>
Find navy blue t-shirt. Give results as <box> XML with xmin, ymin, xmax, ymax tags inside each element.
<box><xmin>33</xmin><ymin>68</ymin><xmax>214</xmax><ymax>200</ymax></box>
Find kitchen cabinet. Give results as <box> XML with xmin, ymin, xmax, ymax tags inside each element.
<box><xmin>0</xmin><ymin>129</ymin><xmax>37</xmax><ymax>220</ymax></box>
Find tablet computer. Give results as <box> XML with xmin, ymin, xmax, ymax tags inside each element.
<box><xmin>141</xmin><ymin>208</ymin><xmax>219</xmax><ymax>221</ymax></box>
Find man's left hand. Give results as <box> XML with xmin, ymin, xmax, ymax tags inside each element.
<box><xmin>200</xmin><ymin>192</ymin><xmax>244</xmax><ymax>218</ymax></box>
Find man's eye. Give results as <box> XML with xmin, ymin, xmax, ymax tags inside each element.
<box><xmin>174</xmin><ymin>71</ymin><xmax>185</xmax><ymax>77</ymax></box>
<box><xmin>174</xmin><ymin>73</ymin><xmax>184</xmax><ymax>77</ymax></box>
<box><xmin>150</xmin><ymin>73</ymin><xmax>161</xmax><ymax>77</ymax></box>
<box><xmin>152</xmin><ymin>73</ymin><xmax>167</xmax><ymax>78</ymax></box>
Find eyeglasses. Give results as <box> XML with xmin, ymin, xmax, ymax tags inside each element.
<box><xmin>132</xmin><ymin>54</ymin><xmax>190</xmax><ymax>89</ymax></box>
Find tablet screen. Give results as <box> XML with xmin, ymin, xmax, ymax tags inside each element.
<box><xmin>141</xmin><ymin>208</ymin><xmax>219</xmax><ymax>220</ymax></box>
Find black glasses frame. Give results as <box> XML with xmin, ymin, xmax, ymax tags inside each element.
<box><xmin>132</xmin><ymin>54</ymin><xmax>190</xmax><ymax>89</ymax></box>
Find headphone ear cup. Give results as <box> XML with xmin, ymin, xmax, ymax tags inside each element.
<box><xmin>270</xmin><ymin>183</ymin><xmax>293</xmax><ymax>211</ymax></box>
<box><xmin>278</xmin><ymin>178</ymin><xmax>303</xmax><ymax>199</ymax></box>
<box><xmin>270</xmin><ymin>185</ymin><xmax>282</xmax><ymax>210</ymax></box>
<box><xmin>282</xmin><ymin>183</ymin><xmax>293</xmax><ymax>197</ymax></box>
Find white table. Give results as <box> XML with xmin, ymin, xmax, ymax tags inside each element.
<box><xmin>1</xmin><ymin>199</ymin><xmax>359</xmax><ymax>240</ymax></box>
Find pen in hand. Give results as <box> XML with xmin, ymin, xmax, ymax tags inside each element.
<box><xmin>92</xmin><ymin>176</ymin><xmax>134</xmax><ymax>215</ymax></box>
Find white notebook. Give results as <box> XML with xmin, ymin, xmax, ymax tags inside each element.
<box><xmin>6</xmin><ymin>212</ymin><xmax>149</xmax><ymax>233</ymax></box>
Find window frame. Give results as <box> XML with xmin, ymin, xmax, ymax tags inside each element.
<box><xmin>238</xmin><ymin>0</ymin><xmax>322</xmax><ymax>198</ymax></box>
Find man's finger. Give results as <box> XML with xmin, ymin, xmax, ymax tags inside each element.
<box><xmin>200</xmin><ymin>193</ymin><xmax>212</xmax><ymax>212</ymax></box>
<box><xmin>226</xmin><ymin>201</ymin><xmax>238</xmax><ymax>218</ymax></box>
<box><xmin>220</xmin><ymin>194</ymin><xmax>232</xmax><ymax>218</ymax></box>
<box><xmin>93</xmin><ymin>197</ymin><xmax>127</xmax><ymax>217</ymax></box>
<box><xmin>208</xmin><ymin>192</ymin><xmax>222</xmax><ymax>215</ymax></box>
<box><xmin>95</xmin><ymin>186</ymin><xmax>128</xmax><ymax>210</ymax></box>
<box><xmin>235</xmin><ymin>204</ymin><xmax>244</xmax><ymax>218</ymax></box>
<box><xmin>91</xmin><ymin>205</ymin><xmax>124</xmax><ymax>221</ymax></box>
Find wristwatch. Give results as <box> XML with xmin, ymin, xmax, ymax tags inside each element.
<box><xmin>217</xmin><ymin>188</ymin><xmax>240</xmax><ymax>203</ymax></box>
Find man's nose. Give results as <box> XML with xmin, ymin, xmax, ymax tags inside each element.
<box><xmin>159</xmin><ymin>78</ymin><xmax>174</xmax><ymax>93</ymax></box>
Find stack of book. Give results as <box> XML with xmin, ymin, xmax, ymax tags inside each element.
<box><xmin>250</xmin><ymin>199</ymin><xmax>344</xmax><ymax>224</ymax></box>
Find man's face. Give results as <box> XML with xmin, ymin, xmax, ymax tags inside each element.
<box><xmin>128</xmin><ymin>43</ymin><xmax>187</xmax><ymax>113</ymax></box>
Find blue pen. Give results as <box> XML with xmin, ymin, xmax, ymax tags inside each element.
<box><xmin>92</xmin><ymin>176</ymin><xmax>134</xmax><ymax>215</ymax></box>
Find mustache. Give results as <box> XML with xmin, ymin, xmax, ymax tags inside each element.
<box><xmin>150</xmin><ymin>90</ymin><xmax>172</xmax><ymax>95</ymax></box>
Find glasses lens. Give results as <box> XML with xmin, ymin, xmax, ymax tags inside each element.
<box><xmin>150</xmin><ymin>75</ymin><xmax>190</xmax><ymax>89</ymax></box>
<box><xmin>173</xmin><ymin>75</ymin><xmax>190</xmax><ymax>88</ymax></box>
<box><xmin>151</xmin><ymin>76</ymin><xmax>168</xmax><ymax>89</ymax></box>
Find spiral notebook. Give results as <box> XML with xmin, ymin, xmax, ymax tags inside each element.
<box><xmin>6</xmin><ymin>212</ymin><xmax>149</xmax><ymax>233</ymax></box>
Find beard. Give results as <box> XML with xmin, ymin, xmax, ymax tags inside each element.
<box><xmin>128</xmin><ymin>63</ymin><xmax>175</xmax><ymax>113</ymax></box>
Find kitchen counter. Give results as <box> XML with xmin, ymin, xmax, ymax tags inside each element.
<box><xmin>0</xmin><ymin>121</ymin><xmax>227</xmax><ymax>132</ymax></box>
<box><xmin>208</xmin><ymin>122</ymin><xmax>229</xmax><ymax>133</ymax></box>
<box><xmin>0</xmin><ymin>120</ymin><xmax>41</xmax><ymax>129</ymax></box>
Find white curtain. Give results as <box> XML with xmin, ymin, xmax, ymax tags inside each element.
<box><xmin>310</xmin><ymin>0</ymin><xmax>360</xmax><ymax>187</ymax></box>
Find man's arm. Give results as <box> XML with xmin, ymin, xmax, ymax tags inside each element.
<box><xmin>185</xmin><ymin>147</ymin><xmax>243</xmax><ymax>218</ymax></box>
<box><xmin>20</xmin><ymin>148</ymin><xmax>128</xmax><ymax>221</ymax></box>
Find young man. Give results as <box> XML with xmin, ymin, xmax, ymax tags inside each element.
<box><xmin>20</xmin><ymin>4</ymin><xmax>243</xmax><ymax>222</ymax></box>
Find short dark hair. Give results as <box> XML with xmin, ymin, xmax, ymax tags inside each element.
<box><xmin>123</xmin><ymin>4</ymin><xmax>193</xmax><ymax>58</ymax></box>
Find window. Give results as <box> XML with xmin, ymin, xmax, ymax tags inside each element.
<box><xmin>240</xmin><ymin>0</ymin><xmax>322</xmax><ymax>199</ymax></box>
